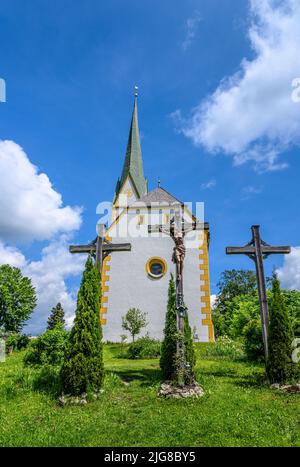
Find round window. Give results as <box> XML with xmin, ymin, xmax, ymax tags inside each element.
<box><xmin>146</xmin><ymin>257</ymin><xmax>167</xmax><ymax>279</ymax></box>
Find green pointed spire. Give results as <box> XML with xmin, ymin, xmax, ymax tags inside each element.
<box><xmin>115</xmin><ymin>90</ymin><xmax>147</xmax><ymax>201</ymax></box>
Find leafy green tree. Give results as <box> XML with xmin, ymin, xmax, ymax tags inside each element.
<box><xmin>267</xmin><ymin>274</ymin><xmax>296</xmax><ymax>384</ymax></box>
<box><xmin>60</xmin><ymin>256</ymin><xmax>104</xmax><ymax>396</ymax></box>
<box><xmin>213</xmin><ymin>269</ymin><xmax>257</xmax><ymax>337</ymax></box>
<box><xmin>225</xmin><ymin>294</ymin><xmax>264</xmax><ymax>361</ymax></box>
<box><xmin>281</xmin><ymin>290</ymin><xmax>300</xmax><ymax>337</ymax></box>
<box><xmin>160</xmin><ymin>275</ymin><xmax>177</xmax><ymax>380</ymax></box>
<box><xmin>122</xmin><ymin>308</ymin><xmax>148</xmax><ymax>342</ymax></box>
<box><xmin>0</xmin><ymin>264</ymin><xmax>36</xmax><ymax>333</ymax></box>
<box><xmin>47</xmin><ymin>303</ymin><xmax>65</xmax><ymax>330</ymax></box>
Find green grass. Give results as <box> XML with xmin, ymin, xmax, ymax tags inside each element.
<box><xmin>0</xmin><ymin>344</ymin><xmax>299</xmax><ymax>447</ymax></box>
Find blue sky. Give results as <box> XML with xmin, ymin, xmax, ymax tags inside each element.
<box><xmin>1</xmin><ymin>0</ymin><xmax>300</xmax><ymax>332</ymax></box>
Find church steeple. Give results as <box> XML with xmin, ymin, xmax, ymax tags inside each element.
<box><xmin>114</xmin><ymin>88</ymin><xmax>147</xmax><ymax>202</ymax></box>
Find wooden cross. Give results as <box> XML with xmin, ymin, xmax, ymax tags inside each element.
<box><xmin>149</xmin><ymin>214</ymin><xmax>206</xmax><ymax>384</ymax></box>
<box><xmin>226</xmin><ymin>225</ymin><xmax>291</xmax><ymax>362</ymax></box>
<box><xmin>69</xmin><ymin>224</ymin><xmax>131</xmax><ymax>272</ymax></box>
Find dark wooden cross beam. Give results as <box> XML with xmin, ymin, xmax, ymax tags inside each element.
<box><xmin>226</xmin><ymin>225</ymin><xmax>291</xmax><ymax>362</ymax></box>
<box><xmin>69</xmin><ymin>224</ymin><xmax>131</xmax><ymax>272</ymax></box>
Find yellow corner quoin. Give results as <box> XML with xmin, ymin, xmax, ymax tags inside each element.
<box><xmin>100</xmin><ymin>235</ymin><xmax>112</xmax><ymax>326</ymax></box>
<box><xmin>199</xmin><ymin>231</ymin><xmax>214</xmax><ymax>342</ymax></box>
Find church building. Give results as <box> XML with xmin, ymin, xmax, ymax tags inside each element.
<box><xmin>100</xmin><ymin>92</ymin><xmax>214</xmax><ymax>343</ymax></box>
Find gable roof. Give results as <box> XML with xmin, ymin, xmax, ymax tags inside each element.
<box><xmin>131</xmin><ymin>186</ymin><xmax>182</xmax><ymax>207</ymax></box>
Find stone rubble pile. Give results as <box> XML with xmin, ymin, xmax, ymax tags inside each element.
<box><xmin>158</xmin><ymin>381</ymin><xmax>204</xmax><ymax>399</ymax></box>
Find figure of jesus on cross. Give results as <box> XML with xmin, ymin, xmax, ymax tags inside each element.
<box><xmin>149</xmin><ymin>210</ymin><xmax>204</xmax><ymax>385</ymax></box>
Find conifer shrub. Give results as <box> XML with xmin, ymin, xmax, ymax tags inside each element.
<box><xmin>47</xmin><ymin>303</ymin><xmax>65</xmax><ymax>330</ymax></box>
<box><xmin>160</xmin><ymin>274</ymin><xmax>197</xmax><ymax>384</ymax></box>
<box><xmin>267</xmin><ymin>274</ymin><xmax>296</xmax><ymax>384</ymax></box>
<box><xmin>60</xmin><ymin>256</ymin><xmax>104</xmax><ymax>396</ymax></box>
<box><xmin>160</xmin><ymin>275</ymin><xmax>177</xmax><ymax>380</ymax></box>
<box><xmin>184</xmin><ymin>312</ymin><xmax>196</xmax><ymax>379</ymax></box>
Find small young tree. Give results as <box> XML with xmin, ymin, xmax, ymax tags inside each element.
<box><xmin>47</xmin><ymin>303</ymin><xmax>65</xmax><ymax>330</ymax></box>
<box><xmin>160</xmin><ymin>275</ymin><xmax>177</xmax><ymax>380</ymax></box>
<box><xmin>60</xmin><ymin>256</ymin><xmax>104</xmax><ymax>396</ymax></box>
<box><xmin>122</xmin><ymin>308</ymin><xmax>147</xmax><ymax>342</ymax></box>
<box><xmin>267</xmin><ymin>274</ymin><xmax>295</xmax><ymax>384</ymax></box>
<box><xmin>0</xmin><ymin>264</ymin><xmax>36</xmax><ymax>333</ymax></box>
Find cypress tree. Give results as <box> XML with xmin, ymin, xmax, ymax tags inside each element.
<box><xmin>47</xmin><ymin>303</ymin><xmax>65</xmax><ymax>330</ymax></box>
<box><xmin>184</xmin><ymin>312</ymin><xmax>196</xmax><ymax>381</ymax></box>
<box><xmin>160</xmin><ymin>274</ymin><xmax>197</xmax><ymax>384</ymax></box>
<box><xmin>61</xmin><ymin>256</ymin><xmax>104</xmax><ymax>396</ymax></box>
<box><xmin>160</xmin><ymin>274</ymin><xmax>177</xmax><ymax>380</ymax></box>
<box><xmin>267</xmin><ymin>273</ymin><xmax>295</xmax><ymax>384</ymax></box>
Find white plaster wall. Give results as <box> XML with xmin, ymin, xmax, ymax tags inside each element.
<box><xmin>103</xmin><ymin>208</ymin><xmax>210</xmax><ymax>342</ymax></box>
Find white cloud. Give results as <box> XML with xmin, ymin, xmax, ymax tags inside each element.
<box><xmin>241</xmin><ymin>185</ymin><xmax>263</xmax><ymax>200</ymax></box>
<box><xmin>0</xmin><ymin>140</ymin><xmax>82</xmax><ymax>242</ymax></box>
<box><xmin>0</xmin><ymin>241</ymin><xmax>26</xmax><ymax>268</ymax></box>
<box><xmin>176</xmin><ymin>0</ymin><xmax>300</xmax><ymax>172</ymax></box>
<box><xmin>210</xmin><ymin>294</ymin><xmax>217</xmax><ymax>308</ymax></box>
<box><xmin>0</xmin><ymin>236</ymin><xmax>85</xmax><ymax>334</ymax></box>
<box><xmin>182</xmin><ymin>10</ymin><xmax>201</xmax><ymax>51</ymax></box>
<box><xmin>277</xmin><ymin>246</ymin><xmax>300</xmax><ymax>291</ymax></box>
<box><xmin>201</xmin><ymin>179</ymin><xmax>216</xmax><ymax>190</ymax></box>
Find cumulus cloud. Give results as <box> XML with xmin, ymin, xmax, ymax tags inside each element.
<box><xmin>176</xmin><ymin>0</ymin><xmax>300</xmax><ymax>172</ymax></box>
<box><xmin>277</xmin><ymin>247</ymin><xmax>300</xmax><ymax>291</ymax></box>
<box><xmin>0</xmin><ymin>140</ymin><xmax>82</xmax><ymax>242</ymax></box>
<box><xmin>0</xmin><ymin>241</ymin><xmax>26</xmax><ymax>268</ymax></box>
<box><xmin>0</xmin><ymin>236</ymin><xmax>85</xmax><ymax>334</ymax></box>
<box><xmin>0</xmin><ymin>139</ymin><xmax>86</xmax><ymax>333</ymax></box>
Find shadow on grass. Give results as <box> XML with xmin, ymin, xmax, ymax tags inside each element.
<box><xmin>112</xmin><ymin>367</ymin><xmax>162</xmax><ymax>387</ymax></box>
<box><xmin>233</xmin><ymin>373</ymin><xmax>268</xmax><ymax>389</ymax></box>
<box><xmin>31</xmin><ymin>365</ymin><xmax>62</xmax><ymax>398</ymax></box>
<box><xmin>200</xmin><ymin>367</ymin><xmax>238</xmax><ymax>379</ymax></box>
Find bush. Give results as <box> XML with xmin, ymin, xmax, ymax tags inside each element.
<box><xmin>205</xmin><ymin>336</ymin><xmax>244</xmax><ymax>360</ymax></box>
<box><xmin>5</xmin><ymin>333</ymin><xmax>30</xmax><ymax>353</ymax></box>
<box><xmin>243</xmin><ymin>318</ymin><xmax>264</xmax><ymax>361</ymax></box>
<box><xmin>127</xmin><ymin>335</ymin><xmax>161</xmax><ymax>359</ymax></box>
<box><xmin>24</xmin><ymin>328</ymin><xmax>69</xmax><ymax>366</ymax></box>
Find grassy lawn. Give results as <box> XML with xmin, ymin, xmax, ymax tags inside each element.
<box><xmin>0</xmin><ymin>343</ymin><xmax>299</xmax><ymax>447</ymax></box>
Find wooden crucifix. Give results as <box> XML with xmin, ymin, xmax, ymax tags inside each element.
<box><xmin>226</xmin><ymin>225</ymin><xmax>291</xmax><ymax>362</ymax></box>
<box><xmin>69</xmin><ymin>224</ymin><xmax>131</xmax><ymax>272</ymax></box>
<box><xmin>149</xmin><ymin>213</ymin><xmax>206</xmax><ymax>384</ymax></box>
